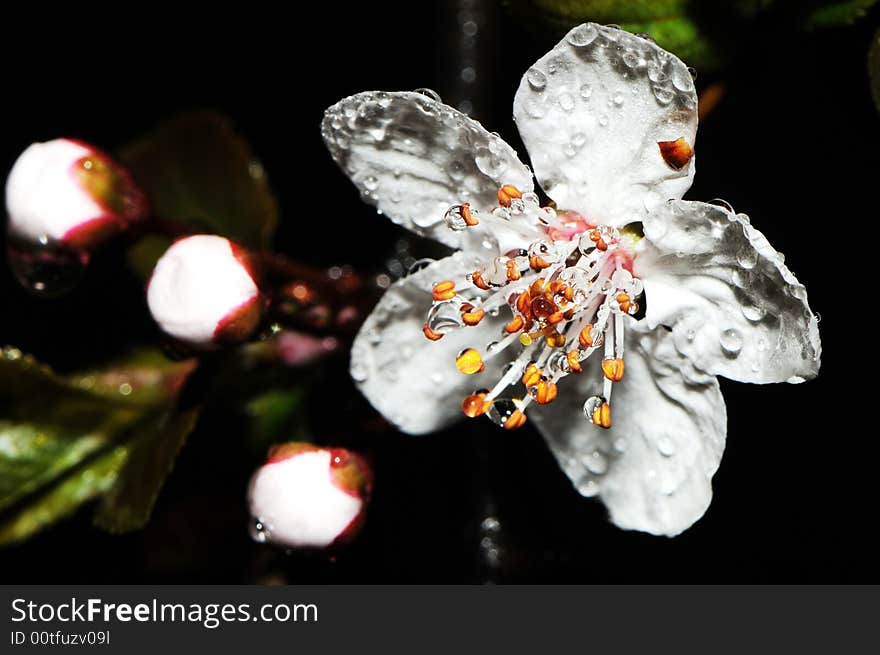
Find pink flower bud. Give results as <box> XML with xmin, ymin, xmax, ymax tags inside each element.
<box><xmin>147</xmin><ymin>235</ymin><xmax>263</xmax><ymax>348</ymax></box>
<box><xmin>5</xmin><ymin>138</ymin><xmax>146</xmax><ymax>250</ymax></box>
<box><xmin>247</xmin><ymin>443</ymin><xmax>372</xmax><ymax>548</ymax></box>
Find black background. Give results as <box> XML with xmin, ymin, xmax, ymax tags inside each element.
<box><xmin>0</xmin><ymin>2</ymin><xmax>877</xmax><ymax>582</ymax></box>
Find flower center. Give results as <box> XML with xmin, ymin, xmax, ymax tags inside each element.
<box><xmin>423</xmin><ymin>186</ymin><xmax>644</xmax><ymax>430</ymax></box>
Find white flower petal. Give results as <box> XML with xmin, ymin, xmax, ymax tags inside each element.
<box><xmin>247</xmin><ymin>449</ymin><xmax>363</xmax><ymax>548</ymax></box>
<box><xmin>147</xmin><ymin>235</ymin><xmax>260</xmax><ymax>348</ymax></box>
<box><xmin>351</xmin><ymin>252</ymin><xmax>509</xmax><ymax>434</ymax></box>
<box><xmin>530</xmin><ymin>330</ymin><xmax>726</xmax><ymax>536</ymax></box>
<box><xmin>513</xmin><ymin>23</ymin><xmax>698</xmax><ymax>226</ymax></box>
<box><xmin>637</xmin><ymin>200</ymin><xmax>821</xmax><ymax>383</ymax></box>
<box><xmin>323</xmin><ymin>91</ymin><xmax>534</xmax><ymax>249</ymax></box>
<box><xmin>6</xmin><ymin>139</ymin><xmax>104</xmax><ymax>243</ymax></box>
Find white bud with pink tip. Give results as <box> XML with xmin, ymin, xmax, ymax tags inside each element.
<box><xmin>147</xmin><ymin>234</ymin><xmax>263</xmax><ymax>348</ymax></box>
<box><xmin>247</xmin><ymin>443</ymin><xmax>372</xmax><ymax>548</ymax></box>
<box><xmin>5</xmin><ymin>138</ymin><xmax>146</xmax><ymax>250</ymax></box>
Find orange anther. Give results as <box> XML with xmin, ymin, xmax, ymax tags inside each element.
<box><xmin>601</xmin><ymin>358</ymin><xmax>625</xmax><ymax>382</ymax></box>
<box><xmin>529</xmin><ymin>279</ymin><xmax>546</xmax><ymax>295</ymax></box>
<box><xmin>516</xmin><ymin>291</ymin><xmax>532</xmax><ymax>316</ymax></box>
<box><xmin>579</xmin><ymin>324</ymin><xmax>596</xmax><ymax>348</ymax></box>
<box><xmin>591</xmin><ymin>401</ymin><xmax>612</xmax><ymax>429</ymax></box>
<box><xmin>506</xmin><ymin>259</ymin><xmax>522</xmax><ymax>281</ymax></box>
<box><xmin>503</xmin><ymin>408</ymin><xmax>527</xmax><ymax>430</ymax></box>
<box><xmin>547</xmin><ymin>311</ymin><xmax>566</xmax><ymax>326</ymax></box>
<box><xmin>529</xmin><ymin>255</ymin><xmax>551</xmax><ymax>270</ymax></box>
<box><xmin>545</xmin><ymin>331</ymin><xmax>566</xmax><ymax>348</ymax></box>
<box><xmin>530</xmin><ymin>295</ymin><xmax>557</xmax><ymax>321</ymax></box>
<box><xmin>563</xmin><ymin>286</ymin><xmax>574</xmax><ymax>302</ymax></box>
<box><xmin>616</xmin><ymin>292</ymin><xmax>631</xmax><ymax>313</ymax></box>
<box><xmin>462</xmin><ymin>392</ymin><xmax>490</xmax><ymax>418</ymax></box>
<box><xmin>505</xmin><ymin>315</ymin><xmax>524</xmax><ymax>333</ymax></box>
<box><xmin>534</xmin><ymin>380</ymin><xmax>558</xmax><ymax>405</ymax></box>
<box><xmin>462</xmin><ymin>308</ymin><xmax>486</xmax><ymax>326</ymax></box>
<box><xmin>497</xmin><ymin>184</ymin><xmax>523</xmax><ymax>207</ymax></box>
<box><xmin>423</xmin><ymin>324</ymin><xmax>444</xmax><ymax>341</ymax></box>
<box><xmin>455</xmin><ymin>348</ymin><xmax>485</xmax><ymax>375</ymax></box>
<box><xmin>566</xmin><ymin>350</ymin><xmax>582</xmax><ymax>373</ymax></box>
<box><xmin>460</xmin><ymin>202</ymin><xmax>479</xmax><ymax>226</ymax></box>
<box><xmin>658</xmin><ymin>137</ymin><xmax>694</xmax><ymax>171</ymax></box>
<box><xmin>432</xmin><ymin>280</ymin><xmax>456</xmax><ymax>302</ymax></box>
<box><xmin>471</xmin><ymin>271</ymin><xmax>491</xmax><ymax>290</ymax></box>
<box><xmin>522</xmin><ymin>364</ymin><xmax>542</xmax><ymax>388</ymax></box>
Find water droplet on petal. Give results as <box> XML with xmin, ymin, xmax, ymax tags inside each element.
<box><xmin>566</xmin><ymin>23</ymin><xmax>598</xmax><ymax>47</ymax></box>
<box><xmin>736</xmin><ymin>246</ymin><xmax>758</xmax><ymax>270</ymax></box>
<box><xmin>720</xmin><ymin>328</ymin><xmax>743</xmax><ymax>356</ymax></box>
<box><xmin>582</xmin><ymin>451</ymin><xmax>608</xmax><ymax>475</ymax></box>
<box><xmin>579</xmin><ymin>84</ymin><xmax>593</xmax><ymax>100</ymax></box>
<box><xmin>486</xmin><ymin>398</ymin><xmax>520</xmax><ymax>428</ymax></box>
<box><xmin>363</xmin><ymin>175</ymin><xmax>379</xmax><ymax>191</ymax></box>
<box><xmin>657</xmin><ymin>436</ymin><xmax>676</xmax><ymax>457</ymax></box>
<box><xmin>527</xmin><ymin>67</ymin><xmax>547</xmax><ymax>91</ymax></box>
<box><xmin>6</xmin><ymin>235</ymin><xmax>87</xmax><ymax>297</ymax></box>
<box><xmin>426</xmin><ymin>301</ymin><xmax>465</xmax><ymax>335</ymax></box>
<box><xmin>741</xmin><ymin>303</ymin><xmax>765</xmax><ymax>322</ymax></box>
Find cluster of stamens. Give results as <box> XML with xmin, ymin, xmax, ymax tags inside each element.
<box><xmin>423</xmin><ymin>185</ymin><xmax>644</xmax><ymax>431</ymax></box>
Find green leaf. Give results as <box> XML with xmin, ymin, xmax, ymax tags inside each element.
<box><xmin>870</xmin><ymin>27</ymin><xmax>880</xmax><ymax>113</ymax></box>
<box><xmin>119</xmin><ymin>111</ymin><xmax>279</xmax><ymax>248</ymax></box>
<box><xmin>803</xmin><ymin>0</ymin><xmax>877</xmax><ymax>29</ymax></box>
<box><xmin>126</xmin><ymin>234</ymin><xmax>172</xmax><ymax>282</ymax></box>
<box><xmin>0</xmin><ymin>348</ymin><xmax>199</xmax><ymax>544</ymax></box>
<box><xmin>504</xmin><ymin>0</ymin><xmax>725</xmax><ymax>70</ymax></box>
<box><xmin>93</xmin><ymin>408</ymin><xmax>201</xmax><ymax>533</ymax></box>
<box><xmin>245</xmin><ymin>387</ymin><xmax>309</xmax><ymax>456</ymax></box>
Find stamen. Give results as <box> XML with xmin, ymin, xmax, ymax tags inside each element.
<box><xmin>657</xmin><ymin>137</ymin><xmax>694</xmax><ymax>170</ymax></box>
<box><xmin>601</xmin><ymin>358</ymin><xmax>625</xmax><ymax>382</ymax></box>
<box><xmin>462</xmin><ymin>391</ymin><xmax>491</xmax><ymax>418</ymax></box>
<box><xmin>497</xmin><ymin>184</ymin><xmax>523</xmax><ymax>207</ymax></box>
<box><xmin>461</xmin><ymin>307</ymin><xmax>486</xmax><ymax>326</ymax></box>
<box><xmin>455</xmin><ymin>348</ymin><xmax>485</xmax><ymax>374</ymax></box>
<box><xmin>423</xmin><ymin>324</ymin><xmax>444</xmax><ymax>341</ymax></box>
<box><xmin>432</xmin><ymin>280</ymin><xmax>456</xmax><ymax>302</ymax></box>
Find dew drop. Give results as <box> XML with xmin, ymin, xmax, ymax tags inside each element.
<box><xmin>486</xmin><ymin>398</ymin><xmax>520</xmax><ymax>428</ymax></box>
<box><xmin>249</xmin><ymin>518</ymin><xmax>271</xmax><ymax>543</ymax></box>
<box><xmin>363</xmin><ymin>175</ymin><xmax>379</xmax><ymax>191</ymax></box>
<box><xmin>612</xmin><ymin>92</ymin><xmax>625</xmax><ymax>107</ymax></box>
<box><xmin>741</xmin><ymin>303</ymin><xmax>765</xmax><ymax>322</ymax></box>
<box><xmin>582</xmin><ymin>451</ymin><xmax>608</xmax><ymax>475</ymax></box>
<box><xmin>657</xmin><ymin>436</ymin><xmax>676</xmax><ymax>457</ymax></box>
<box><xmin>6</xmin><ymin>234</ymin><xmax>87</xmax><ymax>297</ymax></box>
<box><xmin>446</xmin><ymin>160</ymin><xmax>466</xmax><ymax>181</ymax></box>
<box><xmin>719</xmin><ymin>328</ymin><xmax>743</xmax><ymax>356</ymax></box>
<box><xmin>566</xmin><ymin>23</ymin><xmax>598</xmax><ymax>47</ymax></box>
<box><xmin>579</xmin><ymin>84</ymin><xmax>593</xmax><ymax>100</ymax></box>
<box><xmin>475</xmin><ymin>147</ymin><xmax>505</xmax><ymax>176</ymax></box>
<box><xmin>598</xmin><ymin>114</ymin><xmax>609</xmax><ymax>127</ymax></box>
<box><xmin>426</xmin><ymin>301</ymin><xmax>464</xmax><ymax>334</ymax></box>
<box><xmin>576</xmin><ymin>477</ymin><xmax>600</xmax><ymax>497</ymax></box>
<box><xmin>671</xmin><ymin>66</ymin><xmax>695</xmax><ymax>92</ymax></box>
<box><xmin>558</xmin><ymin>92</ymin><xmax>575</xmax><ymax>113</ymax></box>
<box><xmin>351</xmin><ymin>357</ymin><xmax>369</xmax><ymax>382</ymax></box>
<box><xmin>582</xmin><ymin>395</ymin><xmax>606</xmax><ymax>423</ymax></box>
<box><xmin>652</xmin><ymin>85</ymin><xmax>674</xmax><ymax>105</ymax></box>
<box><xmin>736</xmin><ymin>247</ymin><xmax>758</xmax><ymax>270</ymax></box>
<box><xmin>526</xmin><ymin>68</ymin><xmax>547</xmax><ymax>91</ymax></box>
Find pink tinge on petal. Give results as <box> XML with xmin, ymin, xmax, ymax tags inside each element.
<box><xmin>546</xmin><ymin>211</ymin><xmax>591</xmax><ymax>241</ymax></box>
<box><xmin>213</xmin><ymin>293</ymin><xmax>263</xmax><ymax>345</ymax></box>
<box><xmin>276</xmin><ymin>332</ymin><xmax>339</xmax><ymax>366</ymax></box>
<box><xmin>61</xmin><ymin>213</ymin><xmax>124</xmax><ymax>250</ymax></box>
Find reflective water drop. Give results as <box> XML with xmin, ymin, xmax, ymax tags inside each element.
<box><xmin>736</xmin><ymin>246</ymin><xmax>758</xmax><ymax>270</ymax></box>
<box><xmin>612</xmin><ymin>92</ymin><xmax>625</xmax><ymax>107</ymax></box>
<box><xmin>475</xmin><ymin>147</ymin><xmax>505</xmax><ymax>176</ymax></box>
<box><xmin>486</xmin><ymin>398</ymin><xmax>520</xmax><ymax>427</ymax></box>
<box><xmin>579</xmin><ymin>84</ymin><xmax>593</xmax><ymax>100</ymax></box>
<box><xmin>576</xmin><ymin>477</ymin><xmax>600</xmax><ymax>497</ymax></box>
<box><xmin>719</xmin><ymin>328</ymin><xmax>743</xmax><ymax>356</ymax></box>
<box><xmin>558</xmin><ymin>92</ymin><xmax>575</xmax><ymax>113</ymax></box>
<box><xmin>582</xmin><ymin>395</ymin><xmax>606</xmax><ymax>423</ymax></box>
<box><xmin>613</xmin><ymin>437</ymin><xmax>627</xmax><ymax>453</ymax></box>
<box><xmin>598</xmin><ymin>114</ymin><xmax>609</xmax><ymax>127</ymax></box>
<box><xmin>6</xmin><ymin>235</ymin><xmax>87</xmax><ymax>297</ymax></box>
<box><xmin>566</xmin><ymin>23</ymin><xmax>598</xmax><ymax>47</ymax></box>
<box><xmin>363</xmin><ymin>175</ymin><xmax>379</xmax><ymax>191</ymax></box>
<box><xmin>671</xmin><ymin>65</ymin><xmax>695</xmax><ymax>92</ymax></box>
<box><xmin>657</xmin><ymin>436</ymin><xmax>676</xmax><ymax>457</ymax></box>
<box><xmin>523</xmin><ymin>98</ymin><xmax>547</xmax><ymax>119</ymax></box>
<box><xmin>582</xmin><ymin>451</ymin><xmax>608</xmax><ymax>475</ymax></box>
<box><xmin>446</xmin><ymin>160</ymin><xmax>466</xmax><ymax>181</ymax></box>
<box><xmin>527</xmin><ymin>67</ymin><xmax>547</xmax><ymax>91</ymax></box>
<box><xmin>426</xmin><ymin>301</ymin><xmax>464</xmax><ymax>334</ymax></box>
<box><xmin>652</xmin><ymin>85</ymin><xmax>674</xmax><ymax>105</ymax></box>
<box><xmin>249</xmin><ymin>518</ymin><xmax>271</xmax><ymax>543</ymax></box>
<box><xmin>741</xmin><ymin>303</ymin><xmax>766</xmax><ymax>322</ymax></box>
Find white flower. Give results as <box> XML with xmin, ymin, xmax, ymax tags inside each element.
<box><xmin>321</xmin><ymin>23</ymin><xmax>821</xmax><ymax>536</ymax></box>
<box><xmin>5</xmin><ymin>138</ymin><xmax>146</xmax><ymax>249</ymax></box>
<box><xmin>147</xmin><ymin>234</ymin><xmax>263</xmax><ymax>349</ymax></box>
<box><xmin>247</xmin><ymin>443</ymin><xmax>372</xmax><ymax>548</ymax></box>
